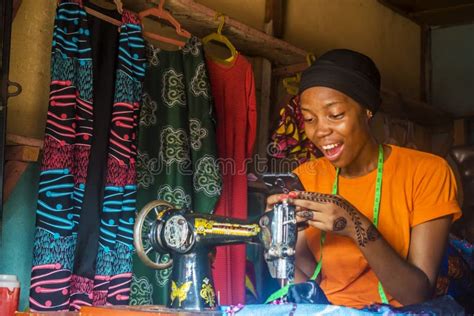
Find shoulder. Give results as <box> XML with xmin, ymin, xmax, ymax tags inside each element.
<box><xmin>293</xmin><ymin>157</ymin><xmax>332</xmax><ymax>177</ymax></box>
<box><xmin>293</xmin><ymin>157</ymin><xmax>334</xmax><ymax>191</ymax></box>
<box><xmin>389</xmin><ymin>145</ymin><xmax>450</xmax><ymax>173</ymax></box>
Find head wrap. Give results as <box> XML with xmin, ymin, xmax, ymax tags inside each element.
<box><xmin>299</xmin><ymin>49</ymin><xmax>382</xmax><ymax>113</ymax></box>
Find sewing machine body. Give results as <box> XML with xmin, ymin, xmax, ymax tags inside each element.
<box><xmin>133</xmin><ymin>200</ymin><xmax>297</xmax><ymax>311</ymax></box>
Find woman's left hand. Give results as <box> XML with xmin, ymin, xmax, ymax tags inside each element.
<box><xmin>289</xmin><ymin>191</ymin><xmax>379</xmax><ymax>248</ymax></box>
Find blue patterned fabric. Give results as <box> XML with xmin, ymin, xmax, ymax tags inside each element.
<box><xmin>29</xmin><ymin>0</ymin><xmax>146</xmax><ymax>311</ymax></box>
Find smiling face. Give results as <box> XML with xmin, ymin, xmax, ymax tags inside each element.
<box><xmin>300</xmin><ymin>86</ymin><xmax>373</xmax><ymax>169</ymax></box>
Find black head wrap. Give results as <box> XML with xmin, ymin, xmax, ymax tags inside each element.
<box><xmin>300</xmin><ymin>49</ymin><xmax>382</xmax><ymax>113</ymax></box>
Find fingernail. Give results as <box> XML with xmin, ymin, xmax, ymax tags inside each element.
<box><xmin>288</xmin><ymin>191</ymin><xmax>298</xmax><ymax>199</ymax></box>
<box><xmin>279</xmin><ymin>194</ymin><xmax>289</xmax><ymax>201</ymax></box>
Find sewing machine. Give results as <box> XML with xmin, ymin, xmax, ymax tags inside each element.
<box><xmin>133</xmin><ymin>200</ymin><xmax>297</xmax><ymax>311</ymax></box>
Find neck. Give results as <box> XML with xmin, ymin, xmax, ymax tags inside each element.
<box><xmin>340</xmin><ymin>137</ymin><xmax>380</xmax><ymax>178</ymax></box>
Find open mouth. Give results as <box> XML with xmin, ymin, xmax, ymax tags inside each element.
<box><xmin>321</xmin><ymin>143</ymin><xmax>344</xmax><ymax>161</ymax></box>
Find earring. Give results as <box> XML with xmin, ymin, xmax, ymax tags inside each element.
<box><xmin>367</xmin><ymin>110</ymin><xmax>373</xmax><ymax>119</ymax></box>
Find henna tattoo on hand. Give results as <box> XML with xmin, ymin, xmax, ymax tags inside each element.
<box><xmin>297</xmin><ymin>210</ymin><xmax>313</xmax><ymax>220</ymax></box>
<box><xmin>366</xmin><ymin>225</ymin><xmax>381</xmax><ymax>242</ymax></box>
<box><xmin>297</xmin><ymin>221</ymin><xmax>309</xmax><ymax>231</ymax></box>
<box><xmin>333</xmin><ymin>217</ymin><xmax>347</xmax><ymax>231</ymax></box>
<box><xmin>298</xmin><ymin>192</ymin><xmax>369</xmax><ymax>247</ymax></box>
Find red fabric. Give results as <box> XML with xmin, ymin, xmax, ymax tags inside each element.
<box><xmin>207</xmin><ymin>54</ymin><xmax>257</xmax><ymax>305</ymax></box>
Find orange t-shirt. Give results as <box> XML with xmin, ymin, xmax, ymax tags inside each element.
<box><xmin>293</xmin><ymin>145</ymin><xmax>461</xmax><ymax>309</ymax></box>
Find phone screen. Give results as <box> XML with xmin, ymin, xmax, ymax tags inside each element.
<box><xmin>262</xmin><ymin>173</ymin><xmax>305</xmax><ymax>195</ymax></box>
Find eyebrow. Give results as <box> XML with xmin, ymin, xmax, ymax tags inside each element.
<box><xmin>300</xmin><ymin>101</ymin><xmax>344</xmax><ymax>112</ymax></box>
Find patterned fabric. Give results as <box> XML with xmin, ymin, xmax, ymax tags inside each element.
<box><xmin>129</xmin><ymin>38</ymin><xmax>221</xmax><ymax>306</ymax></box>
<box><xmin>30</xmin><ymin>1</ymin><xmax>145</xmax><ymax>311</ymax></box>
<box><xmin>220</xmin><ymin>296</ymin><xmax>464</xmax><ymax>315</ymax></box>
<box><xmin>435</xmin><ymin>235</ymin><xmax>474</xmax><ymax>313</ymax></box>
<box><xmin>270</xmin><ymin>95</ymin><xmax>320</xmax><ymax>164</ymax></box>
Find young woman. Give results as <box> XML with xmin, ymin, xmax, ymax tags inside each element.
<box><xmin>266</xmin><ymin>49</ymin><xmax>461</xmax><ymax>308</ymax></box>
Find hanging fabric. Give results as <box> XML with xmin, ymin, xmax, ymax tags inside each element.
<box><xmin>29</xmin><ymin>0</ymin><xmax>146</xmax><ymax>311</ymax></box>
<box><xmin>129</xmin><ymin>37</ymin><xmax>222</xmax><ymax>306</ymax></box>
<box><xmin>206</xmin><ymin>54</ymin><xmax>257</xmax><ymax>305</ymax></box>
<box><xmin>269</xmin><ymin>95</ymin><xmax>320</xmax><ymax>164</ymax></box>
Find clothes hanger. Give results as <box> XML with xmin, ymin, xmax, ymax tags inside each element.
<box><xmin>202</xmin><ymin>13</ymin><xmax>238</xmax><ymax>64</ymax></box>
<box><xmin>82</xmin><ymin>0</ymin><xmax>123</xmax><ymax>27</ymax></box>
<box><xmin>282</xmin><ymin>53</ymin><xmax>315</xmax><ymax>95</ymax></box>
<box><xmin>138</xmin><ymin>0</ymin><xmax>192</xmax><ymax>48</ymax></box>
<box><xmin>113</xmin><ymin>0</ymin><xmax>123</xmax><ymax>14</ymax></box>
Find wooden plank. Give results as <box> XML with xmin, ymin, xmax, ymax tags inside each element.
<box><xmin>412</xmin><ymin>5</ymin><xmax>474</xmax><ymax>26</ymax></box>
<box><xmin>272</xmin><ymin>62</ymin><xmax>307</xmax><ymax>77</ymax></box>
<box><xmin>380</xmin><ymin>88</ymin><xmax>452</xmax><ymax>128</ymax></box>
<box><xmin>420</xmin><ymin>24</ymin><xmax>431</xmax><ymax>103</ymax></box>
<box><xmin>13</xmin><ymin>0</ymin><xmax>22</xmax><ymax>20</ymax></box>
<box><xmin>3</xmin><ymin>161</ymin><xmax>28</xmax><ymax>203</ymax></box>
<box><xmin>5</xmin><ymin>145</ymin><xmax>40</xmax><ymax>162</ymax></box>
<box><xmin>453</xmin><ymin>119</ymin><xmax>466</xmax><ymax>146</ymax></box>
<box><xmin>121</xmin><ymin>0</ymin><xmax>307</xmax><ymax>65</ymax></box>
<box><xmin>256</xmin><ymin>22</ymin><xmax>273</xmax><ymax>159</ymax></box>
<box><xmin>6</xmin><ymin>133</ymin><xmax>43</xmax><ymax>148</ymax></box>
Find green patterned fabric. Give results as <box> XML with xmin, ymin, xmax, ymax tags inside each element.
<box><xmin>129</xmin><ymin>37</ymin><xmax>222</xmax><ymax>306</ymax></box>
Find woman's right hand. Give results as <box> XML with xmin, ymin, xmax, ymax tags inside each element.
<box><xmin>265</xmin><ymin>193</ymin><xmax>288</xmax><ymax>211</ymax></box>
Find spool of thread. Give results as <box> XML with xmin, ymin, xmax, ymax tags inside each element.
<box><xmin>0</xmin><ymin>275</ymin><xmax>20</xmax><ymax>316</ymax></box>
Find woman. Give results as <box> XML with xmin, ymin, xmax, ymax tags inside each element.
<box><xmin>266</xmin><ymin>49</ymin><xmax>461</xmax><ymax>308</ymax></box>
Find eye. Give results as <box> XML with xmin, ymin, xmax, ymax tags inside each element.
<box><xmin>329</xmin><ymin>112</ymin><xmax>345</xmax><ymax>120</ymax></box>
<box><xmin>303</xmin><ymin>116</ymin><xmax>314</xmax><ymax>123</ymax></box>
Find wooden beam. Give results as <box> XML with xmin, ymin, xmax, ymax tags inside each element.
<box><xmin>6</xmin><ymin>133</ymin><xmax>43</xmax><ymax>148</ymax></box>
<box><xmin>3</xmin><ymin>161</ymin><xmax>29</xmax><ymax>203</ymax></box>
<box><xmin>377</xmin><ymin>0</ymin><xmax>420</xmax><ymax>24</ymax></box>
<box><xmin>5</xmin><ymin>145</ymin><xmax>40</xmax><ymax>162</ymax></box>
<box><xmin>411</xmin><ymin>3</ymin><xmax>474</xmax><ymax>26</ymax></box>
<box><xmin>272</xmin><ymin>62</ymin><xmax>307</xmax><ymax>77</ymax></box>
<box><xmin>410</xmin><ymin>3</ymin><xmax>474</xmax><ymax>18</ymax></box>
<box><xmin>121</xmin><ymin>0</ymin><xmax>307</xmax><ymax>65</ymax></box>
<box><xmin>420</xmin><ymin>24</ymin><xmax>431</xmax><ymax>103</ymax></box>
<box><xmin>13</xmin><ymin>0</ymin><xmax>22</xmax><ymax>20</ymax></box>
<box><xmin>453</xmin><ymin>119</ymin><xmax>466</xmax><ymax>146</ymax></box>
<box><xmin>380</xmin><ymin>89</ymin><xmax>452</xmax><ymax>128</ymax></box>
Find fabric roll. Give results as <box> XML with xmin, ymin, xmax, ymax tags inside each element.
<box><xmin>29</xmin><ymin>1</ymin><xmax>146</xmax><ymax>311</ymax></box>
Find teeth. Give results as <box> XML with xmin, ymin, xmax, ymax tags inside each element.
<box><xmin>322</xmin><ymin>143</ymin><xmax>340</xmax><ymax>150</ymax></box>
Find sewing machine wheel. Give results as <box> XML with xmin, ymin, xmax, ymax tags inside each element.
<box><xmin>134</xmin><ymin>200</ymin><xmax>174</xmax><ymax>270</ymax></box>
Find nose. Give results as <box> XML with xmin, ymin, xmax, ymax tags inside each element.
<box><xmin>313</xmin><ymin>119</ymin><xmax>332</xmax><ymax>139</ymax></box>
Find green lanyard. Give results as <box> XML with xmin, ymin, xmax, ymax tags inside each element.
<box><xmin>265</xmin><ymin>144</ymin><xmax>388</xmax><ymax>304</ymax></box>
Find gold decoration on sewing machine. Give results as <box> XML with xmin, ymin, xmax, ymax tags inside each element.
<box><xmin>194</xmin><ymin>218</ymin><xmax>260</xmax><ymax>237</ymax></box>
<box><xmin>170</xmin><ymin>280</ymin><xmax>192</xmax><ymax>307</ymax></box>
<box><xmin>199</xmin><ymin>277</ymin><xmax>216</xmax><ymax>307</ymax></box>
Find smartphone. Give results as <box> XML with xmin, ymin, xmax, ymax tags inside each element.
<box><xmin>262</xmin><ymin>173</ymin><xmax>305</xmax><ymax>195</ymax></box>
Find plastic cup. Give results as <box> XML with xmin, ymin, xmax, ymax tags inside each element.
<box><xmin>0</xmin><ymin>275</ymin><xmax>20</xmax><ymax>316</ymax></box>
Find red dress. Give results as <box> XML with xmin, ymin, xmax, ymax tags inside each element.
<box><xmin>206</xmin><ymin>54</ymin><xmax>257</xmax><ymax>305</ymax></box>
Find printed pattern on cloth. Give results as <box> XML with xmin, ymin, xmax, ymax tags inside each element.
<box><xmin>30</xmin><ymin>1</ymin><xmax>146</xmax><ymax>311</ymax></box>
<box><xmin>130</xmin><ymin>38</ymin><xmax>221</xmax><ymax>306</ymax></box>
<box><xmin>270</xmin><ymin>95</ymin><xmax>321</xmax><ymax>164</ymax></box>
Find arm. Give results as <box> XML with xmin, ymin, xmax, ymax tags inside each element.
<box><xmin>291</xmin><ymin>192</ymin><xmax>452</xmax><ymax>305</ymax></box>
<box><xmin>357</xmin><ymin>215</ymin><xmax>451</xmax><ymax>305</ymax></box>
<box><xmin>294</xmin><ymin>229</ymin><xmax>317</xmax><ymax>283</ymax></box>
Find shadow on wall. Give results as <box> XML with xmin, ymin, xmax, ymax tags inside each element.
<box><xmin>0</xmin><ymin>163</ymin><xmax>40</xmax><ymax>311</ymax></box>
